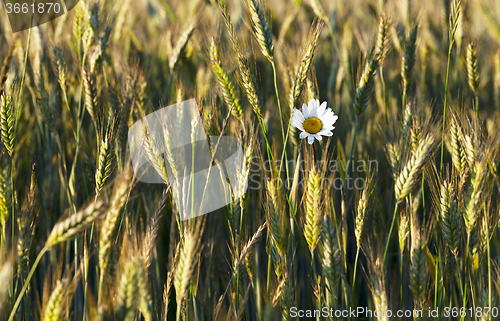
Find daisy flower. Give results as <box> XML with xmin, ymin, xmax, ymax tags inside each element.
<box><xmin>291</xmin><ymin>99</ymin><xmax>338</xmax><ymax>144</ymax></box>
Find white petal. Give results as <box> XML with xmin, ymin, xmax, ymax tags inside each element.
<box><xmin>291</xmin><ymin>118</ymin><xmax>304</xmax><ymax>131</ymax></box>
<box><xmin>302</xmin><ymin>103</ymin><xmax>310</xmax><ymax>118</ymax></box>
<box><xmin>321</xmin><ymin>113</ymin><xmax>338</xmax><ymax>126</ymax></box>
<box><xmin>308</xmin><ymin>102</ymin><xmax>318</xmax><ymax>118</ymax></box>
<box><xmin>292</xmin><ymin>108</ymin><xmax>305</xmax><ymax>122</ymax></box>
<box><xmin>307</xmin><ymin>136</ymin><xmax>315</xmax><ymax>144</ymax></box>
<box><xmin>315</xmin><ymin>134</ymin><xmax>322</xmax><ymax>141</ymax></box>
<box><xmin>317</xmin><ymin>102</ymin><xmax>327</xmax><ymax>118</ymax></box>
<box><xmin>308</xmin><ymin>98</ymin><xmax>316</xmax><ymax>109</ymax></box>
<box><xmin>299</xmin><ymin>131</ymin><xmax>309</xmax><ymax>139</ymax></box>
<box><xmin>318</xmin><ymin>129</ymin><xmax>333</xmax><ymax>136</ymax></box>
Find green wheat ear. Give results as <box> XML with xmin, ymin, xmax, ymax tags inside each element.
<box><xmin>0</xmin><ymin>93</ymin><xmax>15</xmax><ymax>157</ymax></box>
<box><xmin>466</xmin><ymin>42</ymin><xmax>480</xmax><ymax>95</ymax></box>
<box><xmin>304</xmin><ymin>168</ymin><xmax>322</xmax><ymax>253</ymax></box>
<box><xmin>210</xmin><ymin>39</ymin><xmax>243</xmax><ymax>120</ymax></box>
<box><xmin>394</xmin><ymin>134</ymin><xmax>435</xmax><ymax>200</ymax></box>
<box><xmin>245</xmin><ymin>0</ymin><xmax>274</xmax><ymax>62</ymax></box>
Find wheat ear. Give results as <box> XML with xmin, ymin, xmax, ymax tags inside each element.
<box><xmin>447</xmin><ymin>116</ymin><xmax>467</xmax><ymax>173</ymax></box>
<box><xmin>45</xmin><ymin>199</ymin><xmax>107</xmax><ymax>248</ymax></box>
<box><xmin>209</xmin><ymin>39</ymin><xmax>243</xmax><ymax>120</ymax></box>
<box><xmin>394</xmin><ymin>134</ymin><xmax>435</xmax><ymax>200</ymax></box>
<box><xmin>401</xmin><ymin>26</ymin><xmax>418</xmax><ymax>97</ymax></box>
<box><xmin>304</xmin><ymin>168</ymin><xmax>322</xmax><ymax>253</ymax></box>
<box><xmin>99</xmin><ymin>170</ymin><xmax>133</xmax><ymax>299</ymax></box>
<box><xmin>353</xmin><ymin>54</ymin><xmax>380</xmax><ymax>115</ymax></box>
<box><xmin>466</xmin><ymin>42</ymin><xmax>480</xmax><ymax>96</ymax></box>
<box><xmin>0</xmin><ymin>93</ymin><xmax>15</xmax><ymax>156</ymax></box>
<box><xmin>321</xmin><ymin>215</ymin><xmax>342</xmax><ymax>296</ymax></box>
<box><xmin>218</xmin><ymin>0</ymin><xmax>264</xmax><ymax>118</ymax></box>
<box><xmin>245</xmin><ymin>0</ymin><xmax>274</xmax><ymax>62</ymax></box>
<box><xmin>464</xmin><ymin>159</ymin><xmax>487</xmax><ymax>255</ymax></box>
<box><xmin>174</xmin><ymin>230</ymin><xmax>201</xmax><ymax>309</ymax></box>
<box><xmin>169</xmin><ymin>23</ymin><xmax>196</xmax><ymax>72</ymax></box>
<box><xmin>440</xmin><ymin>180</ymin><xmax>461</xmax><ymax>256</ymax></box>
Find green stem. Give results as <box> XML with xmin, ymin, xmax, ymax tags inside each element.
<box><xmin>271</xmin><ymin>60</ymin><xmax>290</xmax><ymax>186</ymax></box>
<box><xmin>440</xmin><ymin>42</ymin><xmax>454</xmax><ymax>179</ymax></box>
<box><xmin>383</xmin><ymin>201</ymin><xmax>400</xmax><ymax>268</ymax></box>
<box><xmin>475</xmin><ymin>95</ymin><xmax>479</xmax><ymax>116</ymax></box>
<box><xmin>485</xmin><ymin>203</ymin><xmax>491</xmax><ymax>321</ymax></box>
<box><xmin>347</xmin><ymin>119</ymin><xmax>359</xmax><ymax>170</ymax></box>
<box><xmin>400</xmin><ymin>251</ymin><xmax>404</xmax><ymax>317</ymax></box>
<box><xmin>461</xmin><ymin>235</ymin><xmax>470</xmax><ymax>321</ymax></box>
<box><xmin>8</xmin><ymin>247</ymin><xmax>48</xmax><ymax>321</ymax></box>
<box><xmin>351</xmin><ymin>249</ymin><xmax>360</xmax><ymax>292</ymax></box>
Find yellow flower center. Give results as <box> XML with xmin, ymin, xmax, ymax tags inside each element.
<box><xmin>302</xmin><ymin>117</ymin><xmax>322</xmax><ymax>134</ymax></box>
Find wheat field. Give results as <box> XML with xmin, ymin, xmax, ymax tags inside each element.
<box><xmin>0</xmin><ymin>0</ymin><xmax>500</xmax><ymax>319</ymax></box>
